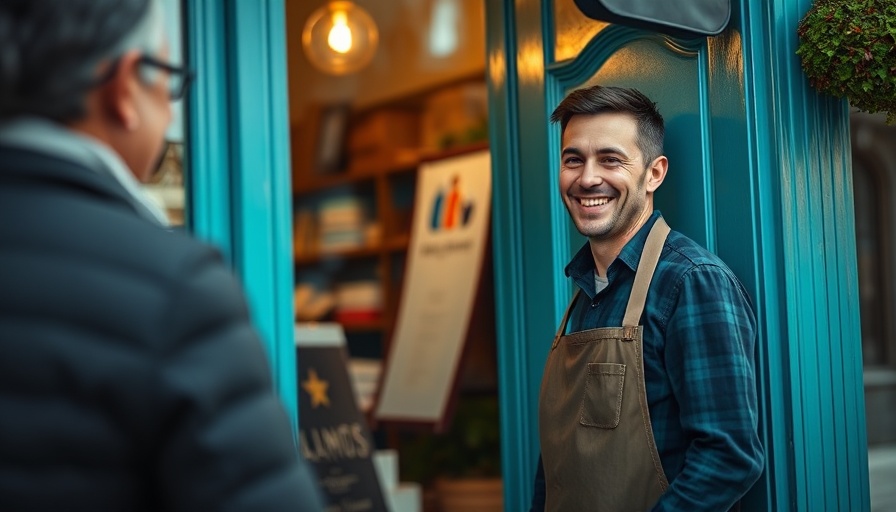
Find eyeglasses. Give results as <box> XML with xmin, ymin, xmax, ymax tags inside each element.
<box><xmin>137</xmin><ymin>55</ymin><xmax>194</xmax><ymax>101</ymax></box>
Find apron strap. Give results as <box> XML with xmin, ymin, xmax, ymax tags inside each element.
<box><xmin>552</xmin><ymin>289</ymin><xmax>581</xmax><ymax>348</ymax></box>
<box><xmin>622</xmin><ymin>217</ymin><xmax>671</xmax><ymax>328</ymax></box>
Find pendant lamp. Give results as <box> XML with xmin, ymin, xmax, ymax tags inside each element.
<box><xmin>302</xmin><ymin>1</ymin><xmax>379</xmax><ymax>75</ymax></box>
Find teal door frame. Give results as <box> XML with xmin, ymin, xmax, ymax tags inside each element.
<box><xmin>184</xmin><ymin>0</ymin><xmax>298</xmax><ymax>425</ymax></box>
<box><xmin>487</xmin><ymin>0</ymin><xmax>869</xmax><ymax>510</ymax></box>
<box><xmin>739</xmin><ymin>0</ymin><xmax>868</xmax><ymax>508</ymax></box>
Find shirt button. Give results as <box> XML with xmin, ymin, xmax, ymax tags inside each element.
<box><xmin>591</xmin><ymin>300</ymin><xmax>600</xmax><ymax>308</ymax></box>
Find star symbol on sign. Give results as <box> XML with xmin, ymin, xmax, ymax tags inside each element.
<box><xmin>302</xmin><ymin>369</ymin><xmax>330</xmax><ymax>408</ymax></box>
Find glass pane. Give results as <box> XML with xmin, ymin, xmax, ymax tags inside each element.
<box><xmin>287</xmin><ymin>0</ymin><xmax>488</xmax><ymax>350</ymax></box>
<box><xmin>143</xmin><ymin>0</ymin><xmax>188</xmax><ymax>227</ymax></box>
<box><xmin>853</xmin><ymin>158</ymin><xmax>885</xmax><ymax>366</ymax></box>
<box><xmin>554</xmin><ymin>0</ymin><xmax>609</xmax><ymax>63</ymax></box>
<box><xmin>286</xmin><ymin>0</ymin><xmax>498</xmax><ymax>499</ymax></box>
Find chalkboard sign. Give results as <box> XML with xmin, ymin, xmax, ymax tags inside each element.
<box><xmin>296</xmin><ymin>323</ymin><xmax>388</xmax><ymax>512</ymax></box>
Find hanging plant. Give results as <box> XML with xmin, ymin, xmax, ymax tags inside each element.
<box><xmin>796</xmin><ymin>0</ymin><xmax>896</xmax><ymax>124</ymax></box>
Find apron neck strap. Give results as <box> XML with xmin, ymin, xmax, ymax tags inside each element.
<box><xmin>553</xmin><ymin>289</ymin><xmax>581</xmax><ymax>346</ymax></box>
<box><xmin>553</xmin><ymin>217</ymin><xmax>671</xmax><ymax>344</ymax></box>
<box><xmin>623</xmin><ymin>217</ymin><xmax>671</xmax><ymax>327</ymax></box>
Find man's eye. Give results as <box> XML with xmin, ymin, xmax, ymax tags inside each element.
<box><xmin>564</xmin><ymin>157</ymin><xmax>583</xmax><ymax>165</ymax></box>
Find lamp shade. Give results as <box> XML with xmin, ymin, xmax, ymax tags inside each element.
<box><xmin>302</xmin><ymin>1</ymin><xmax>379</xmax><ymax>75</ymax></box>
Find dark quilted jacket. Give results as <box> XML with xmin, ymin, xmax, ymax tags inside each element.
<box><xmin>0</xmin><ymin>146</ymin><xmax>323</xmax><ymax>511</ymax></box>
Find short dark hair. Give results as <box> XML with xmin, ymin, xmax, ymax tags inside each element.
<box><xmin>0</xmin><ymin>0</ymin><xmax>151</xmax><ymax>122</ymax></box>
<box><xmin>550</xmin><ymin>85</ymin><xmax>665</xmax><ymax>165</ymax></box>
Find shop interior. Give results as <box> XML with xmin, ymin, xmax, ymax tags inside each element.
<box><xmin>285</xmin><ymin>1</ymin><xmax>501</xmax><ymax>510</ymax></box>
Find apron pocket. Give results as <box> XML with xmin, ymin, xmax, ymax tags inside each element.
<box><xmin>579</xmin><ymin>363</ymin><xmax>626</xmax><ymax>429</ymax></box>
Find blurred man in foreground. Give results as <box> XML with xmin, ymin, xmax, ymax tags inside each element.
<box><xmin>0</xmin><ymin>1</ymin><xmax>323</xmax><ymax>510</ymax></box>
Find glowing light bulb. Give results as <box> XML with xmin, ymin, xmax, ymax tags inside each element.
<box><xmin>302</xmin><ymin>1</ymin><xmax>378</xmax><ymax>75</ymax></box>
<box><xmin>327</xmin><ymin>11</ymin><xmax>352</xmax><ymax>54</ymax></box>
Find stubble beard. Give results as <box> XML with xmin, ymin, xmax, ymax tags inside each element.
<box><xmin>568</xmin><ymin>170</ymin><xmax>649</xmax><ymax>241</ymax></box>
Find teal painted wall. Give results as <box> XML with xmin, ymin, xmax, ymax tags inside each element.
<box><xmin>738</xmin><ymin>0</ymin><xmax>869</xmax><ymax>508</ymax></box>
<box><xmin>487</xmin><ymin>0</ymin><xmax>869</xmax><ymax>510</ymax></box>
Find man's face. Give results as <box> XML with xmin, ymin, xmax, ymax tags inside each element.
<box><xmin>558</xmin><ymin>112</ymin><xmax>653</xmax><ymax>244</ymax></box>
<box><xmin>126</xmin><ymin>48</ymin><xmax>173</xmax><ymax>182</ymax></box>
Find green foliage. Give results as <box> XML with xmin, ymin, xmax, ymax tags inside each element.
<box><xmin>398</xmin><ymin>395</ymin><xmax>501</xmax><ymax>484</ymax></box>
<box><xmin>796</xmin><ymin>0</ymin><xmax>896</xmax><ymax>124</ymax></box>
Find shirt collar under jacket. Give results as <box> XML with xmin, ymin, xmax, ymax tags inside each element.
<box><xmin>0</xmin><ymin>117</ymin><xmax>170</xmax><ymax>227</ymax></box>
<box><xmin>564</xmin><ymin>210</ymin><xmax>663</xmax><ymax>300</ymax></box>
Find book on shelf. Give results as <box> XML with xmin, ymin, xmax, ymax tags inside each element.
<box><xmin>317</xmin><ymin>195</ymin><xmax>368</xmax><ymax>253</ymax></box>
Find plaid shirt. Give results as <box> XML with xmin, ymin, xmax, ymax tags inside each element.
<box><xmin>531</xmin><ymin>211</ymin><xmax>764</xmax><ymax>511</ymax></box>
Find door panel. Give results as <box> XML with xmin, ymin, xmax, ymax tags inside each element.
<box><xmin>565</xmin><ymin>36</ymin><xmax>711</xmax><ymax>254</ymax></box>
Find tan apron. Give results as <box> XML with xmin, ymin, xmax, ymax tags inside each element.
<box><xmin>539</xmin><ymin>218</ymin><xmax>671</xmax><ymax>512</ymax></box>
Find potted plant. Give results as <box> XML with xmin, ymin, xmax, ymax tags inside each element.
<box><xmin>796</xmin><ymin>0</ymin><xmax>896</xmax><ymax>124</ymax></box>
<box><xmin>399</xmin><ymin>394</ymin><xmax>503</xmax><ymax>512</ymax></box>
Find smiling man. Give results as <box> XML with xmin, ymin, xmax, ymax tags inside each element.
<box><xmin>529</xmin><ymin>85</ymin><xmax>764</xmax><ymax>511</ymax></box>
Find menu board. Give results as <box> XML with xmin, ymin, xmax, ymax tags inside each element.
<box><xmin>374</xmin><ymin>149</ymin><xmax>492</xmax><ymax>426</ymax></box>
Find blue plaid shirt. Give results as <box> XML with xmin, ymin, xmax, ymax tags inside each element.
<box><xmin>531</xmin><ymin>211</ymin><xmax>764</xmax><ymax>511</ymax></box>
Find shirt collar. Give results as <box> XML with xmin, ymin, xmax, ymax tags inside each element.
<box><xmin>564</xmin><ymin>210</ymin><xmax>663</xmax><ymax>294</ymax></box>
<box><xmin>0</xmin><ymin>117</ymin><xmax>170</xmax><ymax>226</ymax></box>
<box><xmin>615</xmin><ymin>210</ymin><xmax>662</xmax><ymax>273</ymax></box>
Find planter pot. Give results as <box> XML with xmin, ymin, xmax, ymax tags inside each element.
<box><xmin>434</xmin><ymin>477</ymin><xmax>503</xmax><ymax>512</ymax></box>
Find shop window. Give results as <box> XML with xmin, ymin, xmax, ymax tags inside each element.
<box><xmin>142</xmin><ymin>0</ymin><xmax>188</xmax><ymax>227</ymax></box>
<box><xmin>853</xmin><ymin>157</ymin><xmax>889</xmax><ymax>367</ymax></box>
<box><xmin>287</xmin><ymin>1</ymin><xmax>498</xmax><ymax>509</ymax></box>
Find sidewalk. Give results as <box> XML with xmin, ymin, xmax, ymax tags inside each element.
<box><xmin>869</xmin><ymin>444</ymin><xmax>896</xmax><ymax>512</ymax></box>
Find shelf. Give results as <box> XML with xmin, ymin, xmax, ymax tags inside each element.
<box><xmin>292</xmin><ymin>130</ymin><xmax>490</xmax><ymax>364</ymax></box>
<box><xmin>294</xmin><ymin>246</ymin><xmax>376</xmax><ymax>266</ymax></box>
<box><xmin>293</xmin><ymin>150</ymin><xmax>420</xmax><ymax>195</ymax></box>
<box><xmin>384</xmin><ymin>234</ymin><xmax>410</xmax><ymax>252</ymax></box>
<box><xmin>419</xmin><ymin>140</ymin><xmax>489</xmax><ymax>163</ymax></box>
<box><xmin>292</xmin><ymin>142</ymin><xmax>490</xmax><ymax>195</ymax></box>
<box><xmin>341</xmin><ymin>318</ymin><xmax>388</xmax><ymax>333</ymax></box>
<box><xmin>294</xmin><ymin>235</ymin><xmax>410</xmax><ymax>266</ymax></box>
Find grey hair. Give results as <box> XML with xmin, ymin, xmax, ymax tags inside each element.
<box><xmin>0</xmin><ymin>0</ymin><xmax>166</xmax><ymax>123</ymax></box>
<box><xmin>115</xmin><ymin>0</ymin><xmax>167</xmax><ymax>84</ymax></box>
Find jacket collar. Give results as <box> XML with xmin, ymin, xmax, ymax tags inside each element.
<box><xmin>0</xmin><ymin>144</ymin><xmax>160</xmax><ymax>223</ymax></box>
<box><xmin>0</xmin><ymin>118</ymin><xmax>169</xmax><ymax>226</ymax></box>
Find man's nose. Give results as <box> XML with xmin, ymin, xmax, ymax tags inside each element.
<box><xmin>579</xmin><ymin>160</ymin><xmax>603</xmax><ymax>186</ymax></box>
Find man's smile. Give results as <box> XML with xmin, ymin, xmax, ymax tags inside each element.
<box><xmin>579</xmin><ymin>196</ymin><xmax>612</xmax><ymax>207</ymax></box>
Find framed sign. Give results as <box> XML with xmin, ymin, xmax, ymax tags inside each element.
<box><xmin>314</xmin><ymin>103</ymin><xmax>350</xmax><ymax>174</ymax></box>
<box><xmin>374</xmin><ymin>148</ymin><xmax>492</xmax><ymax>429</ymax></box>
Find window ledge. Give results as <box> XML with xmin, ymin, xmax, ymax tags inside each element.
<box><xmin>864</xmin><ymin>367</ymin><xmax>896</xmax><ymax>388</ymax></box>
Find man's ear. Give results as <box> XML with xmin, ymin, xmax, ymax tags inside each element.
<box><xmin>645</xmin><ymin>155</ymin><xmax>668</xmax><ymax>193</ymax></box>
<box><xmin>99</xmin><ymin>51</ymin><xmax>143</xmax><ymax>131</ymax></box>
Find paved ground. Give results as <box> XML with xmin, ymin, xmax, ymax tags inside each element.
<box><xmin>869</xmin><ymin>444</ymin><xmax>896</xmax><ymax>512</ymax></box>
